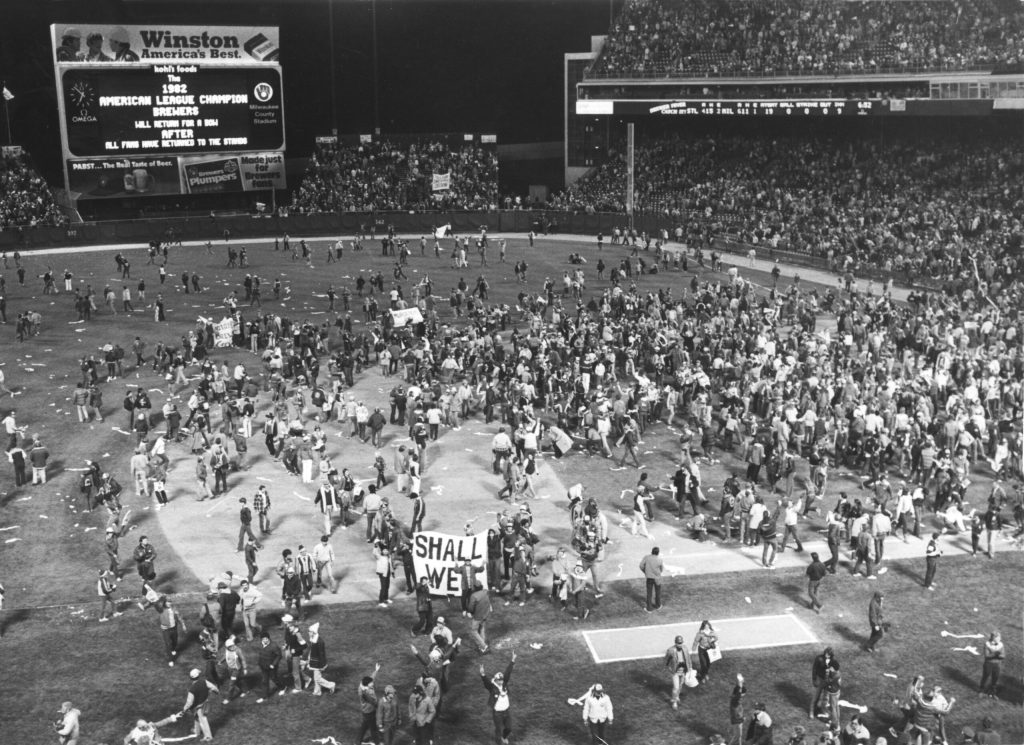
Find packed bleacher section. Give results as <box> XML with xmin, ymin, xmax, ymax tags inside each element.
<box><xmin>293</xmin><ymin>137</ymin><xmax>499</xmax><ymax>213</ymax></box>
<box><xmin>588</xmin><ymin>0</ymin><xmax>1024</xmax><ymax>78</ymax></box>
<box><xmin>554</xmin><ymin>132</ymin><xmax>1024</xmax><ymax>282</ymax></box>
<box><xmin>0</xmin><ymin>149</ymin><xmax>67</xmax><ymax>230</ymax></box>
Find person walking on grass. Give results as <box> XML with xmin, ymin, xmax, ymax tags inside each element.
<box><xmin>356</xmin><ymin>662</ymin><xmax>382</xmax><ymax>744</ymax></box>
<box><xmin>221</xmin><ymin>636</ymin><xmax>249</xmax><ymax>703</ymax></box>
<box><xmin>980</xmin><ymin>631</ymin><xmax>1004</xmax><ymax>698</ymax></box>
<box><xmin>239</xmin><ymin>579</ymin><xmax>262</xmax><ymax>642</ymax></box>
<box><xmin>306</xmin><ymin>622</ymin><xmax>336</xmax><ymax>695</ymax></box>
<box><xmin>639</xmin><ymin>546</ymin><xmax>664</xmax><ymax>612</ymax></box>
<box><xmin>411</xmin><ymin>577</ymin><xmax>434</xmax><ymax>636</ymax></box>
<box><xmin>924</xmin><ymin>532</ymin><xmax>941</xmax><ymax>590</ymax></box>
<box><xmin>96</xmin><ymin>569</ymin><xmax>123</xmax><ymax>622</ymax></box>
<box><xmin>180</xmin><ymin>668</ymin><xmax>217</xmax><ymax>742</ymax></box>
<box><xmin>481</xmin><ymin>650</ymin><xmax>517</xmax><ymax>745</ymax></box>
<box><xmin>158</xmin><ymin>598</ymin><xmax>186</xmax><ymax>667</ymax></box>
<box><xmin>664</xmin><ymin>634</ymin><xmax>694</xmax><ymax>710</ymax></box>
<box><xmin>806</xmin><ymin>552</ymin><xmax>827</xmax><ymax>613</ymax></box>
<box><xmin>582</xmin><ymin>683</ymin><xmax>613</xmax><ymax>744</ymax></box>
<box><xmin>613</xmin><ymin>416</ymin><xmax>642</xmax><ymax>470</ymax></box>
<box><xmin>866</xmin><ymin>591</ymin><xmax>886</xmax><ymax>653</ymax></box>
<box><xmin>255</xmin><ymin>633</ymin><xmax>283</xmax><ymax>703</ymax></box>
<box><xmin>809</xmin><ymin>647</ymin><xmax>839</xmax><ymax>720</ymax></box>
<box><xmin>692</xmin><ymin>620</ymin><xmax>719</xmax><ymax>683</ymax></box>
<box><xmin>727</xmin><ymin>674</ymin><xmax>746</xmax><ymax>745</ymax></box>
<box><xmin>54</xmin><ymin>701</ymin><xmax>81</xmax><ymax>745</ymax></box>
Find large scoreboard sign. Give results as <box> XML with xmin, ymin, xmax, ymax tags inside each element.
<box><xmin>62</xmin><ymin>65</ymin><xmax>284</xmax><ymax>157</ymax></box>
<box><xmin>577</xmin><ymin>99</ymin><xmax>880</xmax><ymax>116</ymax></box>
<box><xmin>51</xmin><ymin>24</ymin><xmax>286</xmax><ymax>201</ymax></box>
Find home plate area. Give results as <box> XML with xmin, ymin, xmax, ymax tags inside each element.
<box><xmin>582</xmin><ymin>614</ymin><xmax>818</xmax><ymax>664</ymax></box>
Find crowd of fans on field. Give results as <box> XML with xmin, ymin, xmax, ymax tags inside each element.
<box><xmin>588</xmin><ymin>0</ymin><xmax>1024</xmax><ymax>78</ymax></box>
<box><xmin>0</xmin><ymin>150</ymin><xmax>67</xmax><ymax>230</ymax></box>
<box><xmin>554</xmin><ymin>133</ymin><xmax>1024</xmax><ymax>285</ymax></box>
<box><xmin>293</xmin><ymin>139</ymin><xmax>499</xmax><ymax>214</ymax></box>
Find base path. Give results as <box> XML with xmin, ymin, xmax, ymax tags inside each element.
<box><xmin>582</xmin><ymin>613</ymin><xmax>819</xmax><ymax>663</ymax></box>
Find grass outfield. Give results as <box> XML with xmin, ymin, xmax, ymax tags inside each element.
<box><xmin>0</xmin><ymin>555</ymin><xmax>1020</xmax><ymax>744</ymax></box>
<box><xmin>0</xmin><ymin>235</ymin><xmax>1021</xmax><ymax>745</ymax></box>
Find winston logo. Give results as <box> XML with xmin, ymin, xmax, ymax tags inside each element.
<box><xmin>139</xmin><ymin>30</ymin><xmax>241</xmax><ymax>49</ymax></box>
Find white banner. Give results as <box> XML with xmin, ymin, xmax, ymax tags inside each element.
<box><xmin>51</xmin><ymin>24</ymin><xmax>279</xmax><ymax>65</ymax></box>
<box><xmin>431</xmin><ymin>171</ymin><xmax>451</xmax><ymax>192</ymax></box>
<box><xmin>390</xmin><ymin>307</ymin><xmax>424</xmax><ymax>328</ymax></box>
<box><xmin>214</xmin><ymin>317</ymin><xmax>234</xmax><ymax>348</ymax></box>
<box><xmin>412</xmin><ymin>531</ymin><xmax>489</xmax><ymax>596</ymax></box>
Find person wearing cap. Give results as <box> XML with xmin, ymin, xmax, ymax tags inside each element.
<box><xmin>96</xmin><ymin>568</ymin><xmax>122</xmax><ymax>622</ymax></box>
<box><xmin>254</xmin><ymin>633</ymin><xmax>282</xmax><ymax>702</ymax></box>
<box><xmin>179</xmin><ymin>668</ymin><xmax>217</xmax><ymax>742</ymax></box>
<box><xmin>280</xmin><ymin>615</ymin><xmax>308</xmax><ymax>691</ymax></box>
<box><xmin>108</xmin><ymin>26</ymin><xmax>139</xmax><ymax>61</ymax></box>
<box><xmin>53</xmin><ymin>701</ymin><xmax>81</xmax><ymax>745</ymax></box>
<box><xmin>56</xmin><ymin>28</ymin><xmax>82</xmax><ymax>61</ymax></box>
<box><xmin>408</xmin><ymin>681</ymin><xmax>437</xmax><ymax>745</ymax></box>
<box><xmin>746</xmin><ymin>701</ymin><xmax>774</xmax><ymax>745</ymax></box>
<box><xmin>664</xmin><ymin>633</ymin><xmax>694</xmax><ymax>709</ymax></box>
<box><xmin>376</xmin><ymin>683</ymin><xmax>401</xmax><ymax>745</ymax></box>
<box><xmin>480</xmin><ymin>649</ymin><xmax>517</xmax><ymax>745</ymax></box>
<box><xmin>305</xmin><ymin>622</ymin><xmax>336</xmax><ymax>695</ymax></box>
<box><xmin>582</xmin><ymin>683</ymin><xmax>613</xmax><ymax>744</ymax></box>
<box><xmin>219</xmin><ymin>636</ymin><xmax>249</xmax><ymax>703</ymax></box>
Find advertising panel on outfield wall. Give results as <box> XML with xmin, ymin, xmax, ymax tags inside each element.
<box><xmin>51</xmin><ymin>24</ymin><xmax>280</xmax><ymax>65</ymax></box>
<box><xmin>66</xmin><ymin>151</ymin><xmax>286</xmax><ymax>199</ymax></box>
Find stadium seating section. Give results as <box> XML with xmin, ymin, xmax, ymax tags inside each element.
<box><xmin>0</xmin><ymin>150</ymin><xmax>67</xmax><ymax>230</ymax></box>
<box><xmin>554</xmin><ymin>132</ymin><xmax>1024</xmax><ymax>280</ymax></box>
<box><xmin>293</xmin><ymin>138</ymin><xmax>499</xmax><ymax>214</ymax></box>
<box><xmin>588</xmin><ymin>0</ymin><xmax>1024</xmax><ymax>78</ymax></box>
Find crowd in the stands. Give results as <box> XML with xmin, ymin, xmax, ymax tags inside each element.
<box><xmin>293</xmin><ymin>139</ymin><xmax>499</xmax><ymax>214</ymax></box>
<box><xmin>554</xmin><ymin>133</ymin><xmax>1024</xmax><ymax>283</ymax></box>
<box><xmin>588</xmin><ymin>0</ymin><xmax>1024</xmax><ymax>77</ymax></box>
<box><xmin>0</xmin><ymin>150</ymin><xmax>67</xmax><ymax>230</ymax></box>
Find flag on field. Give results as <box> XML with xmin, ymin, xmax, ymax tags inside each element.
<box><xmin>2</xmin><ymin>87</ymin><xmax>13</xmax><ymax>101</ymax></box>
<box><xmin>431</xmin><ymin>171</ymin><xmax>451</xmax><ymax>192</ymax></box>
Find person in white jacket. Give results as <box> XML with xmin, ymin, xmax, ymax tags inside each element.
<box><xmin>581</xmin><ymin>683</ymin><xmax>613</xmax><ymax>744</ymax></box>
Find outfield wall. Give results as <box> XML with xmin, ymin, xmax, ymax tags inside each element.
<box><xmin>0</xmin><ymin>209</ymin><xmax>935</xmax><ymax>289</ymax></box>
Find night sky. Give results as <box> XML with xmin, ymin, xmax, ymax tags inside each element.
<box><xmin>0</xmin><ymin>0</ymin><xmax>623</xmax><ymax>182</ymax></box>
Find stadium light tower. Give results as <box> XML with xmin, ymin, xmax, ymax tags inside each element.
<box><xmin>328</xmin><ymin>0</ymin><xmax>338</xmax><ymax>134</ymax></box>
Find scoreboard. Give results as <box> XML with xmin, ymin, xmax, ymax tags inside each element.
<box><xmin>51</xmin><ymin>23</ymin><xmax>286</xmax><ymax>201</ymax></box>
<box><xmin>62</xmin><ymin>64</ymin><xmax>285</xmax><ymax>157</ymax></box>
<box><xmin>577</xmin><ymin>99</ymin><xmax>881</xmax><ymax>116</ymax></box>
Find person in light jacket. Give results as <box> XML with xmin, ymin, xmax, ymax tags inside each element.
<box><xmin>582</xmin><ymin>683</ymin><xmax>613</xmax><ymax>744</ymax></box>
